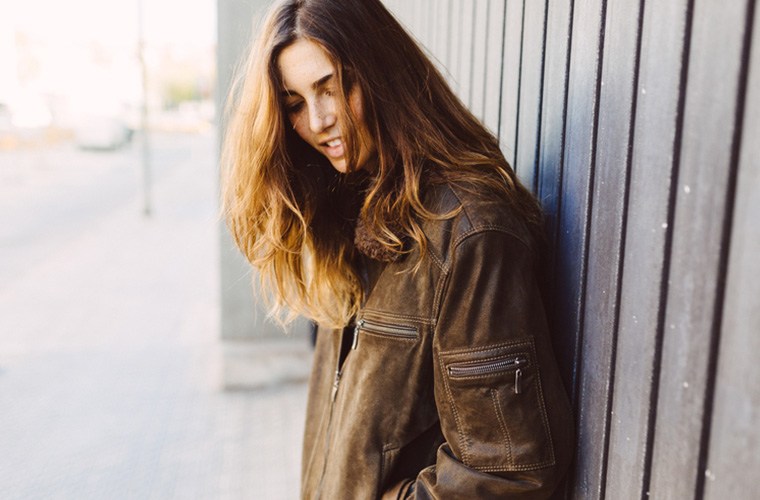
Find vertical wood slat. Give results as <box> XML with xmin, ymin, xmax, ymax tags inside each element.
<box><xmin>604</xmin><ymin>0</ymin><xmax>693</xmax><ymax>497</ymax></box>
<box><xmin>403</xmin><ymin>0</ymin><xmax>413</xmax><ymax>30</ymax></box>
<box><xmin>449</xmin><ymin>0</ymin><xmax>465</xmax><ymax>96</ymax></box>
<box><xmin>551</xmin><ymin>0</ymin><xmax>605</xmax><ymax>407</ymax></box>
<box><xmin>386</xmin><ymin>1</ymin><xmax>409</xmax><ymax>34</ymax></box>
<box><xmin>537</xmin><ymin>0</ymin><xmax>572</xmax><ymax>268</ymax></box>
<box><xmin>648</xmin><ymin>0</ymin><xmax>754</xmax><ymax>497</ymax></box>
<box><xmin>482</xmin><ymin>0</ymin><xmax>507</xmax><ymax>136</ymax></box>
<box><xmin>425</xmin><ymin>0</ymin><xmax>434</xmax><ymax>54</ymax></box>
<box><xmin>423</xmin><ymin>0</ymin><xmax>434</xmax><ymax>58</ymax></box>
<box><xmin>415</xmin><ymin>0</ymin><xmax>425</xmax><ymax>45</ymax></box>
<box><xmin>498</xmin><ymin>0</ymin><xmax>525</xmax><ymax>167</ymax></box>
<box><xmin>458</xmin><ymin>0</ymin><xmax>476</xmax><ymax>108</ymax></box>
<box><xmin>571</xmin><ymin>0</ymin><xmax>643</xmax><ymax>498</ymax></box>
<box><xmin>418</xmin><ymin>0</ymin><xmax>429</xmax><ymax>53</ymax></box>
<box><xmin>431</xmin><ymin>0</ymin><xmax>449</xmax><ymax>73</ymax></box>
<box><xmin>420</xmin><ymin>0</ymin><xmax>430</xmax><ymax>49</ymax></box>
<box><xmin>514</xmin><ymin>0</ymin><xmax>547</xmax><ymax>191</ymax></box>
<box><xmin>703</xmin><ymin>6</ymin><xmax>759</xmax><ymax>498</ymax></box>
<box><xmin>392</xmin><ymin>2</ymin><xmax>402</xmax><ymax>35</ymax></box>
<box><xmin>470</xmin><ymin>0</ymin><xmax>490</xmax><ymax>121</ymax></box>
<box><xmin>444</xmin><ymin>0</ymin><xmax>455</xmax><ymax>72</ymax></box>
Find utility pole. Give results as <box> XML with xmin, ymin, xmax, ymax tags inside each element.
<box><xmin>137</xmin><ymin>0</ymin><xmax>152</xmax><ymax>216</ymax></box>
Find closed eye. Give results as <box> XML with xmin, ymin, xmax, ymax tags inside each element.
<box><xmin>285</xmin><ymin>101</ymin><xmax>304</xmax><ymax>114</ymax></box>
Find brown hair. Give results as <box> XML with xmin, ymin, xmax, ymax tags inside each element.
<box><xmin>222</xmin><ymin>0</ymin><xmax>542</xmax><ymax>328</ymax></box>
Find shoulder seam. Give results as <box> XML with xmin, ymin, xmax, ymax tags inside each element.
<box><xmin>451</xmin><ymin>225</ymin><xmax>532</xmax><ymax>255</ymax></box>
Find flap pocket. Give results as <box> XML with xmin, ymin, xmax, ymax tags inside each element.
<box><xmin>439</xmin><ymin>339</ymin><xmax>555</xmax><ymax>471</ymax></box>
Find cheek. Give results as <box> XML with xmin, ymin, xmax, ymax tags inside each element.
<box><xmin>290</xmin><ymin>114</ymin><xmax>311</xmax><ymax>142</ymax></box>
<box><xmin>348</xmin><ymin>91</ymin><xmax>364</xmax><ymax>123</ymax></box>
<box><xmin>348</xmin><ymin>90</ymin><xmax>374</xmax><ymax>154</ymax></box>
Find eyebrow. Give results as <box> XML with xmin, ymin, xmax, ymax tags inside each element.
<box><xmin>282</xmin><ymin>73</ymin><xmax>334</xmax><ymax>97</ymax></box>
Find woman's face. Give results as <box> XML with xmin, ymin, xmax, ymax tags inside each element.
<box><xmin>278</xmin><ymin>39</ymin><xmax>375</xmax><ymax>173</ymax></box>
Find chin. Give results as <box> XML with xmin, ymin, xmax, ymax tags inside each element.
<box><xmin>329</xmin><ymin>158</ymin><xmax>349</xmax><ymax>173</ymax></box>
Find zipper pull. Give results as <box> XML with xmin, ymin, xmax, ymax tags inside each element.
<box><xmin>515</xmin><ymin>368</ymin><xmax>523</xmax><ymax>394</ymax></box>
<box><xmin>351</xmin><ymin>320</ymin><xmax>364</xmax><ymax>350</ymax></box>
<box><xmin>331</xmin><ymin>370</ymin><xmax>342</xmax><ymax>401</ymax></box>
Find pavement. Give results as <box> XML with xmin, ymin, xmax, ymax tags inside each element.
<box><xmin>0</xmin><ymin>130</ymin><xmax>310</xmax><ymax>499</ymax></box>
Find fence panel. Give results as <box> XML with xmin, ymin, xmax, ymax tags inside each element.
<box><xmin>551</xmin><ymin>0</ymin><xmax>605</xmax><ymax>404</ymax></box>
<box><xmin>482</xmin><ymin>0</ymin><xmax>507</xmax><ymax>136</ymax></box>
<box><xmin>498</xmin><ymin>0</ymin><xmax>525</xmax><ymax>166</ymax></box>
<box><xmin>375</xmin><ymin>2</ymin><xmax>758</xmax><ymax>498</ymax></box>
<box><xmin>648</xmin><ymin>0</ymin><xmax>754</xmax><ymax>496</ymax></box>
<box><xmin>537</xmin><ymin>0</ymin><xmax>572</xmax><ymax>270</ymax></box>
<box><xmin>604</xmin><ymin>0</ymin><xmax>692</xmax><ymax>497</ymax></box>
<box><xmin>571</xmin><ymin>0</ymin><xmax>643</xmax><ymax>497</ymax></box>
<box><xmin>514</xmin><ymin>0</ymin><xmax>547</xmax><ymax>190</ymax></box>
<box><xmin>702</xmin><ymin>7</ymin><xmax>759</xmax><ymax>498</ymax></box>
<box><xmin>470</xmin><ymin>0</ymin><xmax>490</xmax><ymax>120</ymax></box>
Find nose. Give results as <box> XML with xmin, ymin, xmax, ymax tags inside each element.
<box><xmin>308</xmin><ymin>97</ymin><xmax>337</xmax><ymax>134</ymax></box>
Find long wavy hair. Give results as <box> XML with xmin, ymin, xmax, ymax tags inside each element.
<box><xmin>222</xmin><ymin>0</ymin><xmax>542</xmax><ymax>328</ymax></box>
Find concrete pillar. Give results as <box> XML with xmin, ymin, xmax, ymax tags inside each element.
<box><xmin>217</xmin><ymin>0</ymin><xmax>312</xmax><ymax>389</ymax></box>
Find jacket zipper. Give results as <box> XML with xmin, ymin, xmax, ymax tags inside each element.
<box><xmin>317</xmin><ymin>317</ymin><xmax>416</xmax><ymax>494</ymax></box>
<box><xmin>448</xmin><ymin>354</ymin><xmax>528</xmax><ymax>394</ymax></box>
<box><xmin>315</xmin><ymin>330</ymin><xmax>350</xmax><ymax>499</ymax></box>
<box><xmin>351</xmin><ymin>318</ymin><xmax>417</xmax><ymax>349</ymax></box>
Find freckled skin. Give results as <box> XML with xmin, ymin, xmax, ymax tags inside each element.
<box><xmin>278</xmin><ymin>39</ymin><xmax>375</xmax><ymax>173</ymax></box>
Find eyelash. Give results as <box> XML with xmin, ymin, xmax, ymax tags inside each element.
<box><xmin>285</xmin><ymin>88</ymin><xmax>336</xmax><ymax>115</ymax></box>
<box><xmin>286</xmin><ymin>102</ymin><xmax>304</xmax><ymax>114</ymax></box>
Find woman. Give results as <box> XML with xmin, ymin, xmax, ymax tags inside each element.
<box><xmin>222</xmin><ymin>0</ymin><xmax>574</xmax><ymax>498</ymax></box>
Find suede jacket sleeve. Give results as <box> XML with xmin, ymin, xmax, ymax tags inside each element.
<box><xmin>395</xmin><ymin>229</ymin><xmax>574</xmax><ymax>499</ymax></box>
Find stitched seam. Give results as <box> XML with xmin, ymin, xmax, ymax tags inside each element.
<box><xmin>530</xmin><ymin>342</ymin><xmax>556</xmax><ymax>466</ymax></box>
<box><xmin>452</xmin><ymin>225</ymin><xmax>532</xmax><ymax>250</ymax></box>
<box><xmin>438</xmin><ymin>350</ymin><xmax>470</xmax><ymax>466</ymax></box>
<box><xmin>490</xmin><ymin>389</ymin><xmax>514</xmax><ymax>467</ymax></box>
<box><xmin>475</xmin><ymin>461</ymin><xmax>555</xmax><ymax>473</ymax></box>
<box><xmin>361</xmin><ymin>330</ymin><xmax>418</xmax><ymax>342</ymax></box>
<box><xmin>425</xmin><ymin>245</ymin><xmax>445</xmax><ymax>271</ymax></box>
<box><xmin>360</xmin><ymin>309</ymin><xmax>433</xmax><ymax>324</ymax></box>
<box><xmin>448</xmin><ymin>185</ymin><xmax>473</xmax><ymax>229</ymax></box>
<box><xmin>431</xmin><ymin>265</ymin><xmax>450</xmax><ymax>326</ymax></box>
<box><xmin>439</xmin><ymin>338</ymin><xmax>533</xmax><ymax>356</ymax></box>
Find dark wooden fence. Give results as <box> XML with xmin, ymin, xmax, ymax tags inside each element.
<box><xmin>384</xmin><ymin>1</ymin><xmax>759</xmax><ymax>498</ymax></box>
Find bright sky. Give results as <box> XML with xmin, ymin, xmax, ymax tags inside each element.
<box><xmin>4</xmin><ymin>0</ymin><xmax>216</xmax><ymax>47</ymax></box>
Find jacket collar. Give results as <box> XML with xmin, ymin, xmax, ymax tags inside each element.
<box><xmin>353</xmin><ymin>211</ymin><xmax>403</xmax><ymax>263</ymax></box>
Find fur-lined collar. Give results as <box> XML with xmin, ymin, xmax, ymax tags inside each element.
<box><xmin>353</xmin><ymin>212</ymin><xmax>403</xmax><ymax>263</ymax></box>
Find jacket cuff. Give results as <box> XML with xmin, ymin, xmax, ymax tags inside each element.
<box><xmin>382</xmin><ymin>478</ymin><xmax>416</xmax><ymax>500</ymax></box>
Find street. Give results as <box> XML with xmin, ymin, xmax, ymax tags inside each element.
<box><xmin>0</xmin><ymin>131</ymin><xmax>307</xmax><ymax>499</ymax></box>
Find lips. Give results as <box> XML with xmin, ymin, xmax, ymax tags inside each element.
<box><xmin>320</xmin><ymin>137</ymin><xmax>345</xmax><ymax>159</ymax></box>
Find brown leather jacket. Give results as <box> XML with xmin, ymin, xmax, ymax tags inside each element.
<box><xmin>301</xmin><ymin>182</ymin><xmax>575</xmax><ymax>499</ymax></box>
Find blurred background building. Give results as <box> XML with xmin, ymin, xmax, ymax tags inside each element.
<box><xmin>0</xmin><ymin>0</ymin><xmax>215</xmax><ymax>143</ymax></box>
<box><xmin>0</xmin><ymin>0</ymin><xmax>308</xmax><ymax>498</ymax></box>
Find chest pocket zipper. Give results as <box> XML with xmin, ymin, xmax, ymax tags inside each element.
<box><xmin>352</xmin><ymin>318</ymin><xmax>418</xmax><ymax>349</ymax></box>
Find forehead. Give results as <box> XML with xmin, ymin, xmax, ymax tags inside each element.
<box><xmin>277</xmin><ymin>39</ymin><xmax>335</xmax><ymax>92</ymax></box>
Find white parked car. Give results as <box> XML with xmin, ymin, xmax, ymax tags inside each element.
<box><xmin>74</xmin><ymin>114</ymin><xmax>132</xmax><ymax>150</ymax></box>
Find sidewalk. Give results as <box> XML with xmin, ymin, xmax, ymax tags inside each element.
<box><xmin>0</xmin><ymin>131</ymin><xmax>309</xmax><ymax>499</ymax></box>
